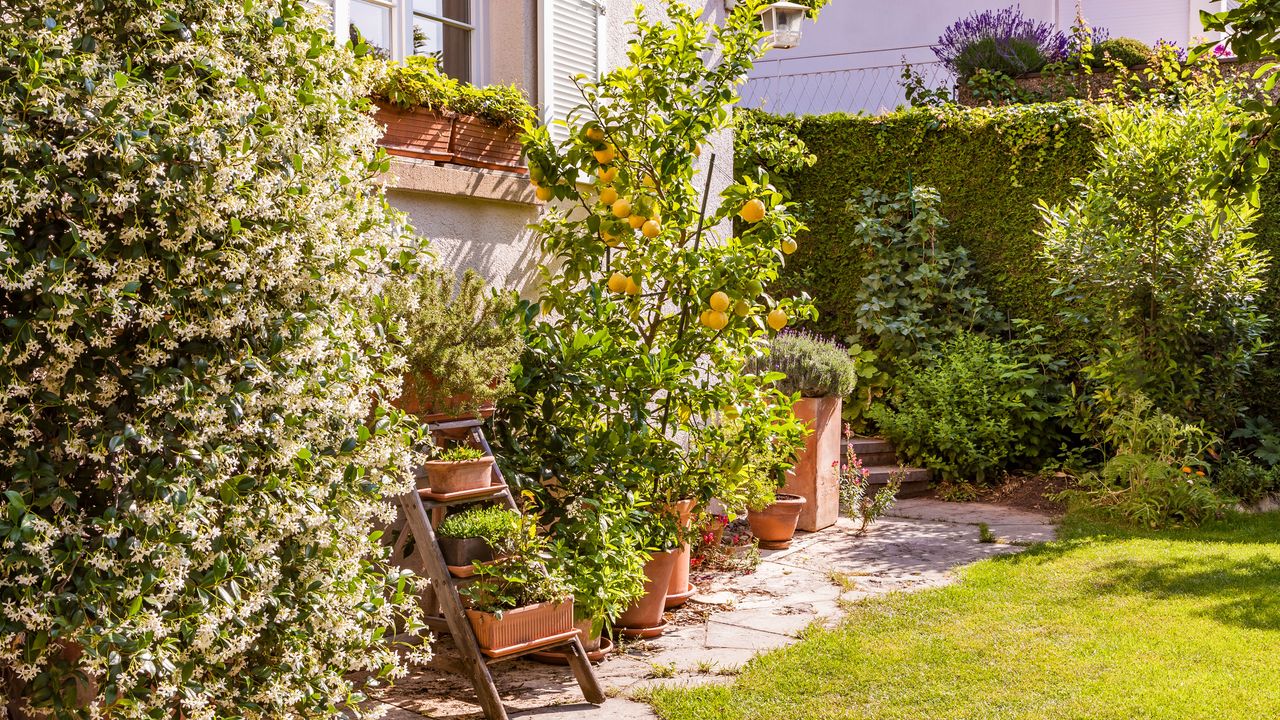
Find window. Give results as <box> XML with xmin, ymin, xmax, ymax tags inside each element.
<box><xmin>539</xmin><ymin>0</ymin><xmax>606</xmax><ymax>140</ymax></box>
<box><xmin>317</xmin><ymin>0</ymin><xmax>481</xmax><ymax>83</ymax></box>
<box><xmin>412</xmin><ymin>0</ymin><xmax>475</xmax><ymax>83</ymax></box>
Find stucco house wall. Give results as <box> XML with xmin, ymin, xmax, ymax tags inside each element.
<box><xmin>383</xmin><ymin>0</ymin><xmax>734</xmax><ymax>296</ymax></box>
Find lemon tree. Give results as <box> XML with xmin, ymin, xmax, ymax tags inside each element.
<box><xmin>499</xmin><ymin>0</ymin><xmax>823</xmax><ymax>624</ymax></box>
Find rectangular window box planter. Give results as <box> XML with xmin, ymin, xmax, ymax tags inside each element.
<box><xmin>465</xmin><ymin>599</ymin><xmax>575</xmax><ymax>658</ymax></box>
<box><xmin>451</xmin><ymin>114</ymin><xmax>527</xmax><ymax>174</ymax></box>
<box><xmin>374</xmin><ymin>101</ymin><xmax>455</xmax><ymax>163</ymax></box>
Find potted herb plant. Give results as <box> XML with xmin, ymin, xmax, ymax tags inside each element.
<box><xmin>419</xmin><ymin>445</ymin><xmax>494</xmax><ymax>494</ymax></box>
<box><xmin>436</xmin><ymin>506</ymin><xmax>521</xmax><ymax>576</ymax></box>
<box><xmin>461</xmin><ymin>536</ymin><xmax>575</xmax><ymax>657</ymax></box>
<box><xmin>389</xmin><ymin>266</ymin><xmax>523</xmax><ymax>421</ymax></box>
<box><xmin>371</xmin><ymin>56</ymin><xmax>457</xmax><ymax>162</ymax></box>
<box><xmin>748</xmin><ymin>331</ymin><xmax>858</xmax><ymax>532</ymax></box>
<box><xmin>451</xmin><ymin>82</ymin><xmax>536</xmax><ymax>173</ymax></box>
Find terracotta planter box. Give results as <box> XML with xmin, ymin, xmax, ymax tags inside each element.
<box><xmin>436</xmin><ymin>535</ymin><xmax>497</xmax><ymax>568</ymax></box>
<box><xmin>394</xmin><ymin>372</ymin><xmax>497</xmax><ymax>423</ymax></box>
<box><xmin>747</xmin><ymin>493</ymin><xmax>807</xmax><ymax>549</ymax></box>
<box><xmin>418</xmin><ymin>456</ymin><xmax>494</xmax><ymax>493</ymax></box>
<box><xmin>374</xmin><ymin>102</ymin><xmax>455</xmax><ymax>162</ymax></box>
<box><xmin>466</xmin><ymin>599</ymin><xmax>574</xmax><ymax>656</ymax></box>
<box><xmin>452</xmin><ymin>114</ymin><xmax>526</xmax><ymax>174</ymax></box>
<box><xmin>782</xmin><ymin>395</ymin><xmax>843</xmax><ymax>532</ymax></box>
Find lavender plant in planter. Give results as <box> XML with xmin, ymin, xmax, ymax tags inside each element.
<box><xmin>934</xmin><ymin>6</ymin><xmax>1069</xmax><ymax>79</ymax></box>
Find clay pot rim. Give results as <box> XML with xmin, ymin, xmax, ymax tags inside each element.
<box><xmin>423</xmin><ymin>456</ymin><xmax>494</xmax><ymax>468</ymax></box>
<box><xmin>770</xmin><ymin>492</ymin><xmax>806</xmax><ymax>506</ymax></box>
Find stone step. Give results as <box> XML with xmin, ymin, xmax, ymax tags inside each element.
<box><xmin>842</xmin><ymin>437</ymin><xmax>898</xmax><ymax>467</ymax></box>
<box><xmin>864</xmin><ymin>465</ymin><xmax>932</xmax><ymax>499</ymax></box>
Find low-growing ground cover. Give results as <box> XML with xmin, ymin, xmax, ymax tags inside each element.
<box><xmin>650</xmin><ymin>512</ymin><xmax>1280</xmax><ymax>720</ymax></box>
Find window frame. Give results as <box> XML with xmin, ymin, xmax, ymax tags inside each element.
<box><xmin>326</xmin><ymin>0</ymin><xmax>486</xmax><ymax>84</ymax></box>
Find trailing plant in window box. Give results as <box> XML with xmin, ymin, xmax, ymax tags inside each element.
<box><xmin>389</xmin><ymin>266</ymin><xmax>523</xmax><ymax>420</ymax></box>
<box><xmin>0</xmin><ymin>0</ymin><xmax>430</xmax><ymax>715</ymax></box>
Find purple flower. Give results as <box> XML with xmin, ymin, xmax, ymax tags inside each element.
<box><xmin>933</xmin><ymin>5</ymin><xmax>1069</xmax><ymax>78</ymax></box>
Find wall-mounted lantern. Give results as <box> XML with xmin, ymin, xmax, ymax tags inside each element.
<box><xmin>755</xmin><ymin>1</ymin><xmax>807</xmax><ymax>49</ymax></box>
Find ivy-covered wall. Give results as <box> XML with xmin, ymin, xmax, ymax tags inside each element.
<box><xmin>747</xmin><ymin>103</ymin><xmax>1280</xmax><ymax>337</ymax></box>
<box><xmin>742</xmin><ymin>102</ymin><xmax>1280</xmax><ymax>417</ymax></box>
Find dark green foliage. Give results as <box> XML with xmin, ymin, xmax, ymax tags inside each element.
<box><xmin>738</xmin><ymin>104</ymin><xmax>1280</xmax><ymax>422</ymax></box>
<box><xmin>870</xmin><ymin>333</ymin><xmax>1065</xmax><ymax>483</ymax></box>
<box><xmin>437</xmin><ymin>506</ymin><xmax>522</xmax><ymax>544</ymax></box>
<box><xmin>1090</xmin><ymin>38</ymin><xmax>1154</xmax><ymax>68</ymax></box>
<box><xmin>1213</xmin><ymin>453</ymin><xmax>1280</xmax><ymax>503</ymax></box>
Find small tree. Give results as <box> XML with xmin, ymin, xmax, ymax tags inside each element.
<box><xmin>0</xmin><ymin>1</ymin><xmax>426</xmax><ymax>717</ymax></box>
<box><xmin>1038</xmin><ymin>102</ymin><xmax>1271</xmax><ymax>430</ymax></box>
<box><xmin>498</xmin><ymin>1</ymin><xmax>820</xmax><ymax>624</ymax></box>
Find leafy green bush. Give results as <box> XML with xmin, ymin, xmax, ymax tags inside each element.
<box><xmin>437</xmin><ymin>507</ymin><xmax>522</xmax><ymax>545</ymax></box>
<box><xmin>372</xmin><ymin>56</ymin><xmax>535</xmax><ymax>127</ymax></box>
<box><xmin>0</xmin><ymin>0</ymin><xmax>427</xmax><ymax>714</ymax></box>
<box><xmin>1039</xmin><ymin>101</ymin><xmax>1270</xmax><ymax>431</ymax></box>
<box><xmin>845</xmin><ymin>187</ymin><xmax>1006</xmax><ymax>365</ymax></box>
<box><xmin>870</xmin><ymin>333</ymin><xmax>1064</xmax><ymax>483</ymax></box>
<box><xmin>1090</xmin><ymin>38</ymin><xmax>1153</xmax><ymax>68</ymax></box>
<box><xmin>750</xmin><ymin>331</ymin><xmax>858</xmax><ymax>398</ymax></box>
<box><xmin>1067</xmin><ymin>394</ymin><xmax>1229</xmax><ymax>527</ymax></box>
<box><xmin>459</xmin><ymin>522</ymin><xmax>572</xmax><ymax>615</ymax></box>
<box><xmin>390</xmin><ymin>266</ymin><xmax>522</xmax><ymax>416</ymax></box>
<box><xmin>1213</xmin><ymin>453</ymin><xmax>1280</xmax><ymax>504</ymax></box>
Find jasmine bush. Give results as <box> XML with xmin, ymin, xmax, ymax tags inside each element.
<box><xmin>0</xmin><ymin>1</ymin><xmax>428</xmax><ymax>716</ymax></box>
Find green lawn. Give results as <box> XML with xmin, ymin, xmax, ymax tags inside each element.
<box><xmin>650</xmin><ymin>513</ymin><xmax>1280</xmax><ymax>720</ymax></box>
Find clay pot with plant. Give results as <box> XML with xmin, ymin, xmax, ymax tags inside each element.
<box><xmin>436</xmin><ymin>506</ymin><xmax>522</xmax><ymax>576</ymax></box>
<box><xmin>460</xmin><ymin>523</ymin><xmax>576</xmax><ymax>657</ymax></box>
<box><xmin>748</xmin><ymin>331</ymin><xmax>859</xmax><ymax>532</ymax></box>
<box><xmin>389</xmin><ymin>266</ymin><xmax>522</xmax><ymax>422</ymax></box>
<box><xmin>419</xmin><ymin>444</ymin><xmax>495</xmax><ymax>494</ymax></box>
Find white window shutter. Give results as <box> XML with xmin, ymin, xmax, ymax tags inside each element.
<box><xmin>539</xmin><ymin>0</ymin><xmax>606</xmax><ymax>141</ymax></box>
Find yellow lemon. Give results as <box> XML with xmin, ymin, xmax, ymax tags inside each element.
<box><xmin>767</xmin><ymin>308</ymin><xmax>788</xmax><ymax>331</ymax></box>
<box><xmin>611</xmin><ymin>198</ymin><xmax>632</xmax><ymax>218</ymax></box>
<box><xmin>722</xmin><ymin>404</ymin><xmax>739</xmax><ymax>420</ymax></box>
<box><xmin>739</xmin><ymin>198</ymin><xmax>766</xmax><ymax>223</ymax></box>
<box><xmin>624</xmin><ymin>276</ymin><xmax>641</xmax><ymax>295</ymax></box>
<box><xmin>602</xmin><ymin>231</ymin><xmax>622</xmax><ymax>248</ymax></box>
<box><xmin>593</xmin><ymin>145</ymin><xmax>616</xmax><ymax>164</ymax></box>
<box><xmin>607</xmin><ymin>272</ymin><xmax>628</xmax><ymax>294</ymax></box>
<box><xmin>599</xmin><ymin>186</ymin><xmax>619</xmax><ymax>206</ymax></box>
<box><xmin>781</xmin><ymin>238</ymin><xmax>798</xmax><ymax>255</ymax></box>
<box><xmin>709</xmin><ymin>291</ymin><xmax>730</xmax><ymax>312</ymax></box>
<box><xmin>628</xmin><ymin>214</ymin><xmax>647</xmax><ymax>229</ymax></box>
<box><xmin>535</xmin><ymin>185</ymin><xmax>554</xmax><ymax>202</ymax></box>
<box><xmin>745</xmin><ymin>279</ymin><xmax>764</xmax><ymax>297</ymax></box>
<box><xmin>585</xmin><ymin>126</ymin><xmax>606</xmax><ymax>143</ymax></box>
<box><xmin>733</xmin><ymin>300</ymin><xmax>751</xmax><ymax>317</ymax></box>
<box><xmin>692</xmin><ymin>145</ymin><xmax>702</xmax><ymax>158</ymax></box>
<box><xmin>702</xmin><ymin>310</ymin><xmax>728</xmax><ymax>331</ymax></box>
<box><xmin>642</xmin><ymin>174</ymin><xmax>656</xmax><ymax>188</ymax></box>
<box><xmin>597</xmin><ymin>166</ymin><xmax>618</xmax><ymax>183</ymax></box>
<box><xmin>641</xmin><ymin>219</ymin><xmax>661</xmax><ymax>238</ymax></box>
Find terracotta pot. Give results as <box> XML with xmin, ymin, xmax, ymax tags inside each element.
<box><xmin>394</xmin><ymin>372</ymin><xmax>497</xmax><ymax>423</ymax></box>
<box><xmin>451</xmin><ymin>114</ymin><xmax>527</xmax><ymax>173</ymax></box>
<box><xmin>419</xmin><ymin>456</ymin><xmax>494</xmax><ymax>493</ymax></box>
<box><xmin>747</xmin><ymin>493</ymin><xmax>807</xmax><ymax>549</ymax></box>
<box><xmin>466</xmin><ymin>599</ymin><xmax>574</xmax><ymax>656</ymax></box>
<box><xmin>782</xmin><ymin>396</ymin><xmax>843</xmax><ymax>532</ymax></box>
<box><xmin>374</xmin><ymin>102</ymin><xmax>455</xmax><ymax>162</ymax></box>
<box><xmin>665</xmin><ymin>499</ymin><xmax>697</xmax><ymax>608</ymax></box>
<box><xmin>436</xmin><ymin>535</ymin><xmax>496</xmax><ymax>568</ymax></box>
<box><xmin>616</xmin><ymin>548</ymin><xmax>679</xmax><ymax>633</ymax></box>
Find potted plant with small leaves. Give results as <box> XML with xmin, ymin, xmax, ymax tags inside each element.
<box><xmin>419</xmin><ymin>444</ymin><xmax>495</xmax><ymax>494</ymax></box>
<box><xmin>436</xmin><ymin>506</ymin><xmax>522</xmax><ymax>576</ymax></box>
<box><xmin>461</xmin><ymin>527</ymin><xmax>575</xmax><ymax>657</ymax></box>
<box><xmin>389</xmin><ymin>266</ymin><xmax>523</xmax><ymax>421</ymax></box>
<box><xmin>749</xmin><ymin>331</ymin><xmax>858</xmax><ymax>532</ymax></box>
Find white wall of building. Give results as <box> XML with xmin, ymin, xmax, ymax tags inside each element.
<box><xmin>743</xmin><ymin>0</ymin><xmax>1226</xmax><ymax>116</ymax></box>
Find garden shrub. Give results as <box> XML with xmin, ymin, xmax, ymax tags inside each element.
<box><xmin>870</xmin><ymin>333</ymin><xmax>1065</xmax><ymax>483</ymax></box>
<box><xmin>1067</xmin><ymin>394</ymin><xmax>1229</xmax><ymax>528</ymax></box>
<box><xmin>748</xmin><ymin>331</ymin><xmax>858</xmax><ymax>398</ymax></box>
<box><xmin>1089</xmin><ymin>38</ymin><xmax>1153</xmax><ymax>69</ymax></box>
<box><xmin>933</xmin><ymin>6</ymin><xmax>1069</xmax><ymax>79</ymax></box>
<box><xmin>1213</xmin><ymin>453</ymin><xmax>1280</xmax><ymax>504</ymax></box>
<box><xmin>0</xmin><ymin>1</ymin><xmax>427</xmax><ymax>716</ymax></box>
<box><xmin>1039</xmin><ymin>101</ymin><xmax>1270</xmax><ymax>432</ymax></box>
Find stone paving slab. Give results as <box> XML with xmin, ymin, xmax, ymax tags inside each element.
<box><xmin>375</xmin><ymin>500</ymin><xmax>1057</xmax><ymax>719</ymax></box>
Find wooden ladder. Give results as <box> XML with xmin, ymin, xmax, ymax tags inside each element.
<box><xmin>393</xmin><ymin>418</ymin><xmax>605</xmax><ymax>720</ymax></box>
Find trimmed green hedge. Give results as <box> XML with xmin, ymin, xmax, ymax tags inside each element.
<box><xmin>742</xmin><ymin>103</ymin><xmax>1280</xmax><ymax>419</ymax></box>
